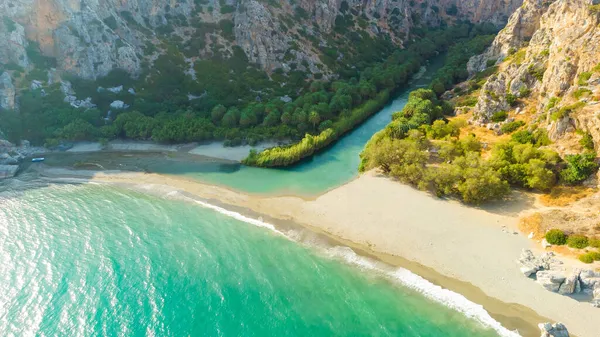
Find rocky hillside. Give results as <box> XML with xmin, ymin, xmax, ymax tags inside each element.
<box><xmin>0</xmin><ymin>0</ymin><xmax>520</xmax><ymax>81</ymax></box>
<box><xmin>464</xmin><ymin>0</ymin><xmax>600</xmax><ymax>155</ymax></box>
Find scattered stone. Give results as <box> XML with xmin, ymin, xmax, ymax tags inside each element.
<box><xmin>107</xmin><ymin>85</ymin><xmax>123</xmax><ymax>93</ymax></box>
<box><xmin>110</xmin><ymin>100</ymin><xmax>129</xmax><ymax>109</ymax></box>
<box><xmin>128</xmin><ymin>88</ymin><xmax>136</xmax><ymax>95</ymax></box>
<box><xmin>528</xmin><ymin>232</ymin><xmax>534</xmax><ymax>239</ymax></box>
<box><xmin>542</xmin><ymin>238</ymin><xmax>552</xmax><ymax>248</ymax></box>
<box><xmin>60</xmin><ymin>81</ymin><xmax>75</xmax><ymax>96</ymax></box>
<box><xmin>30</xmin><ymin>80</ymin><xmax>43</xmax><ymax>90</ymax></box>
<box><xmin>518</xmin><ymin>249</ymin><xmax>542</xmax><ymax>276</ymax></box>
<box><xmin>539</xmin><ymin>322</ymin><xmax>569</xmax><ymax>337</ymax></box>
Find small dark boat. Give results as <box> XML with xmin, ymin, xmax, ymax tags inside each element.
<box><xmin>31</xmin><ymin>158</ymin><xmax>45</xmax><ymax>163</ymax></box>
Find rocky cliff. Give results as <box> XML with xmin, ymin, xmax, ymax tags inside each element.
<box><xmin>0</xmin><ymin>0</ymin><xmax>522</xmax><ymax>81</ymax></box>
<box><xmin>466</xmin><ymin>0</ymin><xmax>600</xmax><ymax>154</ymax></box>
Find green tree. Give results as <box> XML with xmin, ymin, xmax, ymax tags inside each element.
<box><xmin>211</xmin><ymin>104</ymin><xmax>227</xmax><ymax>123</ymax></box>
<box><xmin>221</xmin><ymin>108</ymin><xmax>239</xmax><ymax>128</ymax></box>
<box><xmin>281</xmin><ymin>111</ymin><xmax>292</xmax><ymax>125</ymax></box>
<box><xmin>308</xmin><ymin>111</ymin><xmax>321</xmax><ymax>129</ymax></box>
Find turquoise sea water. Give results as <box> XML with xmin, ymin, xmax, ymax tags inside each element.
<box><xmin>0</xmin><ymin>184</ymin><xmax>505</xmax><ymax>336</ymax></box>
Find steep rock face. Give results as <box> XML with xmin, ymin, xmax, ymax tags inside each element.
<box><xmin>468</xmin><ymin>0</ymin><xmax>553</xmax><ymax>73</ymax></box>
<box><xmin>469</xmin><ymin>0</ymin><xmax>600</xmax><ymax>143</ymax></box>
<box><xmin>447</xmin><ymin>0</ymin><xmax>524</xmax><ymax>26</ymax></box>
<box><xmin>0</xmin><ymin>17</ymin><xmax>29</xmax><ymax>68</ymax></box>
<box><xmin>0</xmin><ymin>0</ymin><xmax>523</xmax><ymax>80</ymax></box>
<box><xmin>0</xmin><ymin>72</ymin><xmax>16</xmax><ymax>110</ymax></box>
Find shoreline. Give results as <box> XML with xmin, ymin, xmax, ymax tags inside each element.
<box><xmin>33</xmin><ymin>167</ymin><xmax>600</xmax><ymax>337</ymax></box>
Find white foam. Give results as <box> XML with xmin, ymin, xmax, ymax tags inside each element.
<box><xmin>167</xmin><ymin>189</ymin><xmax>519</xmax><ymax>337</ymax></box>
<box><xmin>326</xmin><ymin>246</ymin><xmax>521</xmax><ymax>337</ymax></box>
<box><xmin>165</xmin><ymin>190</ymin><xmax>286</xmax><ymax>236</ymax></box>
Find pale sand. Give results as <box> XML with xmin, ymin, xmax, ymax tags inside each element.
<box><xmin>188</xmin><ymin>141</ymin><xmax>280</xmax><ymax>162</ymax></box>
<box><xmin>64</xmin><ymin>140</ymin><xmax>280</xmax><ymax>162</ymax></box>
<box><xmin>38</xmin><ymin>168</ymin><xmax>600</xmax><ymax>337</ymax></box>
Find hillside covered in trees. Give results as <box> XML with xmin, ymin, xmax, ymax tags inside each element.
<box><xmin>0</xmin><ymin>0</ymin><xmax>502</xmax><ymax>159</ymax></box>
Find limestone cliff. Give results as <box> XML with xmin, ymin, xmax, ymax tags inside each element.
<box><xmin>0</xmin><ymin>0</ymin><xmax>522</xmax><ymax>81</ymax></box>
<box><xmin>466</xmin><ymin>0</ymin><xmax>600</xmax><ymax>155</ymax></box>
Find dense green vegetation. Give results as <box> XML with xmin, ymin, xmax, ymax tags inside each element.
<box><xmin>0</xmin><ymin>16</ymin><xmax>495</xmax><ymax>158</ymax></box>
<box><xmin>360</xmin><ymin>86</ymin><xmax>598</xmax><ymax>204</ymax></box>
<box><xmin>244</xmin><ymin>24</ymin><xmax>498</xmax><ymax>167</ymax></box>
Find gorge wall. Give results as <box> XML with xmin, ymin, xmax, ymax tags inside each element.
<box><xmin>0</xmin><ymin>0</ymin><xmax>522</xmax><ymax>81</ymax></box>
<box><xmin>466</xmin><ymin>0</ymin><xmax>600</xmax><ymax>155</ymax></box>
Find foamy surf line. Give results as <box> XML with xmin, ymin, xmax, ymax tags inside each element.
<box><xmin>326</xmin><ymin>247</ymin><xmax>521</xmax><ymax>337</ymax></box>
<box><xmin>163</xmin><ymin>190</ymin><xmax>287</xmax><ymax>237</ymax></box>
<box><xmin>167</xmin><ymin>189</ymin><xmax>520</xmax><ymax>337</ymax></box>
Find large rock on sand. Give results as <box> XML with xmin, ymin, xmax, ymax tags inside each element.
<box><xmin>536</xmin><ymin>271</ymin><xmax>566</xmax><ymax>292</ymax></box>
<box><xmin>558</xmin><ymin>270</ymin><xmax>581</xmax><ymax>295</ymax></box>
<box><xmin>539</xmin><ymin>322</ymin><xmax>569</xmax><ymax>337</ymax></box>
<box><xmin>517</xmin><ymin>249</ymin><xmax>562</xmax><ymax>277</ymax></box>
<box><xmin>579</xmin><ymin>270</ymin><xmax>600</xmax><ymax>290</ymax></box>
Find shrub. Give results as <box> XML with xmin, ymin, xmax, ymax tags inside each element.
<box><xmin>580</xmin><ymin>132</ymin><xmax>595</xmax><ymax>150</ymax></box>
<box><xmin>519</xmin><ymin>86</ymin><xmax>531</xmax><ymax>98</ymax></box>
<box><xmin>545</xmin><ymin>229</ymin><xmax>567</xmax><ymax>245</ymax></box>
<box><xmin>506</xmin><ymin>93</ymin><xmax>517</xmax><ymax>106</ymax></box>
<box><xmin>491</xmin><ymin>110</ymin><xmax>508</xmax><ymax>122</ymax></box>
<box><xmin>546</xmin><ymin>97</ymin><xmax>560</xmax><ymax>111</ymax></box>
<box><xmin>578</xmin><ymin>251</ymin><xmax>600</xmax><ymax>264</ymax></box>
<box><xmin>578</xmin><ymin>72</ymin><xmax>592</xmax><ymax>86</ymax></box>
<box><xmin>512</xmin><ymin>130</ymin><xmax>534</xmax><ymax>144</ymax></box>
<box><xmin>589</xmin><ymin>238</ymin><xmax>600</xmax><ymax>248</ymax></box>
<box><xmin>551</xmin><ymin>102</ymin><xmax>585</xmax><ymax>121</ymax></box>
<box><xmin>500</xmin><ymin>120</ymin><xmax>525</xmax><ymax>134</ymax></box>
<box><xmin>579</xmin><ymin>253</ymin><xmax>594</xmax><ymax>264</ymax></box>
<box><xmin>573</xmin><ymin>88</ymin><xmax>592</xmax><ymax>99</ymax></box>
<box><xmin>566</xmin><ymin>235</ymin><xmax>589</xmax><ymax>249</ymax></box>
<box><xmin>560</xmin><ymin>152</ymin><xmax>599</xmax><ymax>185</ymax></box>
<box><xmin>527</xmin><ymin>64</ymin><xmax>545</xmax><ymax>81</ymax></box>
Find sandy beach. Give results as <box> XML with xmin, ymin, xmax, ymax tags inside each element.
<box><xmin>65</xmin><ymin>140</ymin><xmax>279</xmax><ymax>162</ymax></box>
<box><xmin>37</xmin><ymin>168</ymin><xmax>600</xmax><ymax>337</ymax></box>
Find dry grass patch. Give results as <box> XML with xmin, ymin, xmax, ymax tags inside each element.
<box><xmin>549</xmin><ymin>245</ymin><xmax>582</xmax><ymax>258</ymax></box>
<box><xmin>539</xmin><ymin>186</ymin><xmax>596</xmax><ymax>207</ymax></box>
<box><xmin>518</xmin><ymin>213</ymin><xmax>545</xmax><ymax>239</ymax></box>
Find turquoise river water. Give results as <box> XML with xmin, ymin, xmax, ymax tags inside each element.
<box><xmin>0</xmin><ymin>60</ymin><xmax>521</xmax><ymax>337</ymax></box>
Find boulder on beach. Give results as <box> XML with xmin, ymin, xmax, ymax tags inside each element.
<box><xmin>539</xmin><ymin>322</ymin><xmax>569</xmax><ymax>337</ymax></box>
<box><xmin>558</xmin><ymin>270</ymin><xmax>581</xmax><ymax>295</ymax></box>
<box><xmin>536</xmin><ymin>270</ymin><xmax>566</xmax><ymax>292</ymax></box>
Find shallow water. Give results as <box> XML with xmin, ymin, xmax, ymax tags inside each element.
<box><xmin>0</xmin><ymin>184</ymin><xmax>505</xmax><ymax>336</ymax></box>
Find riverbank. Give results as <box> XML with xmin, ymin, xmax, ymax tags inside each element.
<box><xmin>34</xmin><ymin>167</ymin><xmax>600</xmax><ymax>337</ymax></box>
